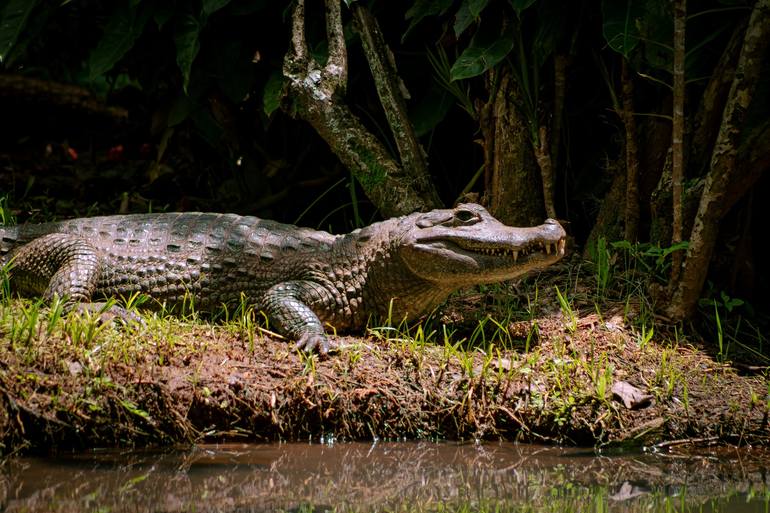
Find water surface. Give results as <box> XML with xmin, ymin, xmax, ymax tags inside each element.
<box><xmin>2</xmin><ymin>442</ymin><xmax>768</xmax><ymax>512</ymax></box>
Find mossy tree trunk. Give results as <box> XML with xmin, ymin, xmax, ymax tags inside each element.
<box><xmin>281</xmin><ymin>0</ymin><xmax>441</xmax><ymax>218</ymax></box>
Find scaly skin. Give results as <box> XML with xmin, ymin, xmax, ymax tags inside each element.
<box><xmin>0</xmin><ymin>204</ymin><xmax>566</xmax><ymax>353</ymax></box>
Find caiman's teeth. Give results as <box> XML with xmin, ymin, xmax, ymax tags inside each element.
<box><xmin>545</xmin><ymin>243</ymin><xmax>551</xmax><ymax>255</ymax></box>
<box><xmin>513</xmin><ymin>250</ymin><xmax>518</xmax><ymax>262</ymax></box>
<box><xmin>558</xmin><ymin>238</ymin><xmax>565</xmax><ymax>253</ymax></box>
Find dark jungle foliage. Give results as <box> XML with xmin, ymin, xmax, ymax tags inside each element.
<box><xmin>0</xmin><ymin>0</ymin><xmax>768</xmax><ymax>344</ymax></box>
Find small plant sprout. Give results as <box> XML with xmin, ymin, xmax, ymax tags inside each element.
<box><xmin>487</xmin><ymin>315</ymin><xmax>513</xmax><ymax>348</ymax></box>
<box><xmin>592</xmin><ymin>358</ymin><xmax>613</xmax><ymax>404</ymax></box>
<box><xmin>347</xmin><ymin>348</ymin><xmax>362</xmax><ymax>369</ymax></box>
<box><xmin>0</xmin><ymin>259</ymin><xmax>13</xmax><ymax>306</ymax></box>
<box><xmin>299</xmin><ymin>348</ymin><xmax>317</xmax><ymax>377</ymax></box>
<box><xmin>638</xmin><ymin>323</ymin><xmax>654</xmax><ymax>349</ymax></box>
<box><xmin>122</xmin><ymin>291</ymin><xmax>150</xmax><ymax>312</ymax></box>
<box><xmin>525</xmin><ymin>321</ymin><xmax>538</xmax><ymax>353</ymax></box>
<box><xmin>712</xmin><ymin>299</ymin><xmax>733</xmax><ymax>363</ymax></box>
<box><xmin>181</xmin><ymin>290</ymin><xmax>198</xmax><ymax>320</ymax></box>
<box><xmin>46</xmin><ymin>294</ymin><xmax>66</xmax><ymax>336</ymax></box>
<box><xmin>555</xmin><ymin>286</ymin><xmax>577</xmax><ymax>333</ymax></box>
<box><xmin>526</xmin><ymin>284</ymin><xmax>540</xmax><ymax>320</ymax></box>
<box><xmin>469</xmin><ymin>316</ymin><xmax>489</xmax><ymax>348</ymax></box>
<box><xmin>10</xmin><ymin>299</ymin><xmax>43</xmax><ymax>357</ymax></box>
<box><xmin>590</xmin><ymin>236</ymin><xmax>611</xmax><ymax>299</ymax></box>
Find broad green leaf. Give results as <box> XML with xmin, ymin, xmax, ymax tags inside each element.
<box><xmin>168</xmin><ymin>95</ymin><xmax>193</xmax><ymax>127</ymax></box>
<box><xmin>87</xmin><ymin>3</ymin><xmax>151</xmax><ymax>80</ymax></box>
<box><xmin>450</xmin><ymin>22</ymin><xmax>514</xmax><ymax>81</ymax></box>
<box><xmin>509</xmin><ymin>0</ymin><xmax>538</xmax><ymax>14</ymax></box>
<box><xmin>601</xmin><ymin>0</ymin><xmax>645</xmax><ymax>57</ymax></box>
<box><xmin>403</xmin><ymin>0</ymin><xmax>453</xmax><ymax>42</ymax></box>
<box><xmin>469</xmin><ymin>0</ymin><xmax>491</xmax><ymax>17</ymax></box>
<box><xmin>0</xmin><ymin>0</ymin><xmax>40</xmax><ymax>63</ymax></box>
<box><xmin>454</xmin><ymin>0</ymin><xmax>489</xmax><ymax>37</ymax></box>
<box><xmin>153</xmin><ymin>4</ymin><xmax>175</xmax><ymax>30</ymax></box>
<box><xmin>262</xmin><ymin>71</ymin><xmax>284</xmax><ymax>117</ymax></box>
<box><xmin>174</xmin><ymin>14</ymin><xmax>201</xmax><ymax>93</ymax></box>
<box><xmin>410</xmin><ymin>84</ymin><xmax>454</xmax><ymax>136</ymax></box>
<box><xmin>202</xmin><ymin>0</ymin><xmax>233</xmax><ymax>17</ymax></box>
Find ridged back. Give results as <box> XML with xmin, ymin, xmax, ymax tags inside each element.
<box><xmin>2</xmin><ymin>212</ymin><xmax>338</xmax><ymax>260</ymax></box>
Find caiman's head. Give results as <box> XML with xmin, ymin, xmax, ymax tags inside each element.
<box><xmin>399</xmin><ymin>203</ymin><xmax>566</xmax><ymax>286</ymax></box>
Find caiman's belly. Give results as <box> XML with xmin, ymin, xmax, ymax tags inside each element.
<box><xmin>93</xmin><ymin>254</ymin><xmax>271</xmax><ymax>311</ymax></box>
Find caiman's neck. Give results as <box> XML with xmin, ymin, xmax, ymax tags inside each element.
<box><xmin>368</xmin><ymin>267</ymin><xmax>452</xmax><ymax>324</ymax></box>
<box><xmin>341</xmin><ymin>221</ymin><xmax>453</xmax><ymax>326</ymax></box>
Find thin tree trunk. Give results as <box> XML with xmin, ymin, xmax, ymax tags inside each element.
<box><xmin>670</xmin><ymin>0</ymin><xmax>686</xmax><ymax>282</ymax></box>
<box><xmin>351</xmin><ymin>5</ymin><xmax>442</xmax><ymax>209</ymax></box>
<box><xmin>534</xmin><ymin>125</ymin><xmax>557</xmax><ymax>219</ymax></box>
<box><xmin>666</xmin><ymin>0</ymin><xmax>770</xmax><ymax>321</ymax></box>
<box><xmin>551</xmin><ymin>55</ymin><xmax>567</xmax><ymax>172</ymax></box>
<box><xmin>621</xmin><ymin>60</ymin><xmax>640</xmax><ymax>242</ymax></box>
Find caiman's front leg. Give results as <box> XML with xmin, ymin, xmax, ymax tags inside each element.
<box><xmin>6</xmin><ymin>233</ymin><xmax>138</xmax><ymax>322</ymax></box>
<box><xmin>262</xmin><ymin>281</ymin><xmax>334</xmax><ymax>354</ymax></box>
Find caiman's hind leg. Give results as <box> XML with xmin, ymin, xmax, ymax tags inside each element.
<box><xmin>7</xmin><ymin>233</ymin><xmax>141</xmax><ymax>323</ymax></box>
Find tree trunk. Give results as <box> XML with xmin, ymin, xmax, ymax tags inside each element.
<box><xmin>281</xmin><ymin>0</ymin><xmax>441</xmax><ymax>217</ymax></box>
<box><xmin>689</xmin><ymin>20</ymin><xmax>747</xmax><ymax>177</ymax></box>
<box><xmin>621</xmin><ymin>61</ymin><xmax>640</xmax><ymax>242</ymax></box>
<box><xmin>534</xmin><ymin>125</ymin><xmax>557</xmax><ymax>219</ymax></box>
<box><xmin>666</xmin><ymin>0</ymin><xmax>770</xmax><ymax>321</ymax></box>
<box><xmin>585</xmin><ymin>161</ymin><xmax>626</xmax><ymax>254</ymax></box>
<box><xmin>482</xmin><ymin>67</ymin><xmax>544</xmax><ymax>226</ymax></box>
<box><xmin>670</xmin><ymin>0</ymin><xmax>686</xmax><ymax>281</ymax></box>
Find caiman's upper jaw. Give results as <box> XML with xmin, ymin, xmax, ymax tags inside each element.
<box><xmin>401</xmin><ymin>213</ymin><xmax>568</xmax><ymax>284</ymax></box>
<box><xmin>448</xmin><ymin>237</ymin><xmax>566</xmax><ymax>262</ymax></box>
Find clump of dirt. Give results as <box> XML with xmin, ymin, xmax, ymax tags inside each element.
<box><xmin>0</xmin><ymin>278</ymin><xmax>767</xmax><ymax>456</ymax></box>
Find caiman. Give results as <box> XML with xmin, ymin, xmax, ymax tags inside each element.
<box><xmin>0</xmin><ymin>204</ymin><xmax>566</xmax><ymax>353</ymax></box>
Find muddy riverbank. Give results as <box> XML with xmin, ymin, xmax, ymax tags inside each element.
<box><xmin>1</xmin><ymin>279</ymin><xmax>767</xmax><ymax>455</ymax></box>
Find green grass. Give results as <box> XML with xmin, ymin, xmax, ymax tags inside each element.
<box><xmin>555</xmin><ymin>286</ymin><xmax>577</xmax><ymax>333</ymax></box>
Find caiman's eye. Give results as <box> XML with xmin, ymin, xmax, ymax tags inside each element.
<box><xmin>454</xmin><ymin>209</ymin><xmax>477</xmax><ymax>223</ymax></box>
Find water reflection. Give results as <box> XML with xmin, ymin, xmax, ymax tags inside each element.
<box><xmin>1</xmin><ymin>442</ymin><xmax>769</xmax><ymax>512</ymax></box>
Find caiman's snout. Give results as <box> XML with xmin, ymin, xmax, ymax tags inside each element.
<box><xmin>401</xmin><ymin>204</ymin><xmax>567</xmax><ymax>284</ymax></box>
<box><xmin>473</xmin><ymin>217</ymin><xmax>566</xmax><ymax>265</ymax></box>
<box><xmin>539</xmin><ymin>218</ymin><xmax>567</xmax><ymax>257</ymax></box>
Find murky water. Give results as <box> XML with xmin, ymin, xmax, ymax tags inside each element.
<box><xmin>1</xmin><ymin>442</ymin><xmax>768</xmax><ymax>512</ymax></box>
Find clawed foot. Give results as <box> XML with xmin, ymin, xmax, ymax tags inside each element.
<box><xmin>294</xmin><ymin>332</ymin><xmax>334</xmax><ymax>355</ymax></box>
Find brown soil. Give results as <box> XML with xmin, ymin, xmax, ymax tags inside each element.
<box><xmin>0</xmin><ymin>273</ymin><xmax>768</xmax><ymax>456</ymax></box>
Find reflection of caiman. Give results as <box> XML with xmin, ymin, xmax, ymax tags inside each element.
<box><xmin>0</xmin><ymin>203</ymin><xmax>566</xmax><ymax>353</ymax></box>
